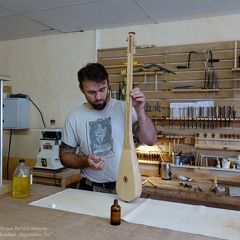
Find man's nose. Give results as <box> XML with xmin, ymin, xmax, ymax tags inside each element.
<box><xmin>95</xmin><ymin>91</ymin><xmax>101</xmax><ymax>100</ymax></box>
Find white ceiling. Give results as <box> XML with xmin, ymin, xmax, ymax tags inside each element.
<box><xmin>0</xmin><ymin>0</ymin><xmax>240</xmax><ymax>41</ymax></box>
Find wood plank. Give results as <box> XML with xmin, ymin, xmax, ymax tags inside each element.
<box><xmin>100</xmin><ymin>54</ymin><xmax>235</xmax><ymax>70</ymax></box>
<box><xmin>144</xmin><ymin>89</ymin><xmax>234</xmax><ymax>99</ymax></box>
<box><xmin>142</xmin><ymin>176</ymin><xmax>240</xmax><ymax>207</ymax></box>
<box><xmin>98</xmin><ymin>41</ymin><xmax>238</xmax><ymax>58</ymax></box>
<box><xmin>171</xmin><ymin>88</ymin><xmax>220</xmax><ymax>93</ymax></box>
<box><xmin>110</xmin><ymin>80</ymin><xmax>235</xmax><ymax>92</ymax></box>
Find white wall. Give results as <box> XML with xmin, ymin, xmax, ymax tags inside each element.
<box><xmin>1</xmin><ymin>31</ymin><xmax>96</xmax><ymax>158</ymax></box>
<box><xmin>1</xmin><ymin>14</ymin><xmax>240</xmax><ymax>159</ymax></box>
<box><xmin>99</xmin><ymin>14</ymin><xmax>240</xmax><ymax>48</ymax></box>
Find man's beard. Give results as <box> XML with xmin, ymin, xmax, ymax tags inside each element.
<box><xmin>91</xmin><ymin>101</ymin><xmax>107</xmax><ymax>110</ymax></box>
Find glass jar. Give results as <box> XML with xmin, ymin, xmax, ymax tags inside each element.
<box><xmin>13</xmin><ymin>159</ymin><xmax>30</xmax><ymax>198</ymax></box>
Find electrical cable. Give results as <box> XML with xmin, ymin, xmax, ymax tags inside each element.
<box><xmin>4</xmin><ymin>129</ymin><xmax>13</xmax><ymax>180</ymax></box>
<box><xmin>29</xmin><ymin>97</ymin><xmax>46</xmax><ymax>128</ymax></box>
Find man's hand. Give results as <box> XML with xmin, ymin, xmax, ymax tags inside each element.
<box><xmin>88</xmin><ymin>154</ymin><xmax>105</xmax><ymax>170</ymax></box>
<box><xmin>129</xmin><ymin>88</ymin><xmax>157</xmax><ymax>146</ymax></box>
<box><xmin>130</xmin><ymin>87</ymin><xmax>146</xmax><ymax>112</ymax></box>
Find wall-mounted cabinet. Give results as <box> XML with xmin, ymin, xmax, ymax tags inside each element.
<box><xmin>3</xmin><ymin>98</ymin><xmax>29</xmax><ymax>129</ymax></box>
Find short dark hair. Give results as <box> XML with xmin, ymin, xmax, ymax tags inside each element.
<box><xmin>78</xmin><ymin>63</ymin><xmax>109</xmax><ymax>88</ymax></box>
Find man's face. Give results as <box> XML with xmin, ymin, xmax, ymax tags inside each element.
<box><xmin>80</xmin><ymin>79</ymin><xmax>109</xmax><ymax>110</ymax></box>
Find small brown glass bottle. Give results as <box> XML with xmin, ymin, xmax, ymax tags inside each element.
<box><xmin>110</xmin><ymin>199</ymin><xmax>121</xmax><ymax>225</ymax></box>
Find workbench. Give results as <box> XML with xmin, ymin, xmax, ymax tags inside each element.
<box><xmin>142</xmin><ymin>176</ymin><xmax>240</xmax><ymax>210</ymax></box>
<box><xmin>33</xmin><ymin>168</ymin><xmax>80</xmax><ymax>188</ymax></box>
<box><xmin>0</xmin><ymin>181</ymin><xmax>230</xmax><ymax>240</ymax></box>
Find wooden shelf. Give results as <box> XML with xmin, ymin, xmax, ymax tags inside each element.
<box><xmin>106</xmin><ymin>63</ymin><xmax>144</xmax><ymax>68</ymax></box>
<box><xmin>232</xmin><ymin>68</ymin><xmax>240</xmax><ymax>72</ymax></box>
<box><xmin>195</xmin><ymin>145</ymin><xmax>240</xmax><ymax>151</ymax></box>
<box><xmin>171</xmin><ymin>88</ymin><xmax>220</xmax><ymax>93</ymax></box>
<box><xmin>171</xmin><ymin>164</ymin><xmax>240</xmax><ymax>174</ymax></box>
<box><xmin>121</xmin><ymin>71</ymin><xmax>164</xmax><ymax>76</ymax></box>
<box><xmin>0</xmin><ymin>74</ymin><xmax>11</xmax><ymax>81</ymax></box>
<box><xmin>146</xmin><ymin>112</ymin><xmax>162</xmax><ymax>117</ymax></box>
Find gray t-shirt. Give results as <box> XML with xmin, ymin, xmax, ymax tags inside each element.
<box><xmin>62</xmin><ymin>98</ymin><xmax>138</xmax><ymax>182</ymax></box>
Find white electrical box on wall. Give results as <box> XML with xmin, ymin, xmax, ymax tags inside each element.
<box><xmin>3</xmin><ymin>98</ymin><xmax>30</xmax><ymax>129</ymax></box>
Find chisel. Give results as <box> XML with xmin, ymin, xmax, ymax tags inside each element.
<box><xmin>169</xmin><ymin>107</ymin><xmax>171</xmax><ymax>129</ymax></box>
<box><xmin>183</xmin><ymin>108</ymin><xmax>186</xmax><ymax>129</ymax></box>
<box><xmin>224</xmin><ymin>105</ymin><xmax>227</xmax><ymax>128</ymax></box>
<box><xmin>172</xmin><ymin>108</ymin><xmax>174</xmax><ymax>128</ymax></box>
<box><xmin>207</xmin><ymin>107</ymin><xmax>210</xmax><ymax>129</ymax></box>
<box><xmin>211</xmin><ymin>106</ymin><xmax>214</xmax><ymax>129</ymax></box>
<box><xmin>199</xmin><ymin>107</ymin><xmax>202</xmax><ymax>128</ymax></box>
<box><xmin>215</xmin><ymin>106</ymin><xmax>218</xmax><ymax>128</ymax></box>
<box><xmin>220</xmin><ymin>106</ymin><xmax>223</xmax><ymax>128</ymax></box>
<box><xmin>191</xmin><ymin>107</ymin><xmax>194</xmax><ymax>128</ymax></box>
<box><xmin>228</xmin><ymin>106</ymin><xmax>232</xmax><ymax>127</ymax></box>
<box><xmin>195</xmin><ymin>107</ymin><xmax>198</xmax><ymax>129</ymax></box>
<box><xmin>203</xmin><ymin>107</ymin><xmax>206</xmax><ymax>129</ymax></box>
<box><xmin>233</xmin><ymin>107</ymin><xmax>236</xmax><ymax>129</ymax></box>
<box><xmin>179</xmin><ymin>108</ymin><xmax>182</xmax><ymax>129</ymax></box>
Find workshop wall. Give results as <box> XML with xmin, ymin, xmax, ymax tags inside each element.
<box><xmin>1</xmin><ymin>13</ymin><xmax>240</xmax><ymax>174</ymax></box>
<box><xmin>1</xmin><ymin>31</ymin><xmax>96</xmax><ymax>159</ymax></box>
<box><xmin>98</xmin><ymin>14</ymin><xmax>240</xmax><ymax>48</ymax></box>
<box><xmin>97</xmin><ymin>40</ymin><xmax>240</xmax><ymax>165</ymax></box>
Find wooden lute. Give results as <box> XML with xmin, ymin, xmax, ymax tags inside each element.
<box><xmin>116</xmin><ymin>32</ymin><xmax>142</xmax><ymax>202</ymax></box>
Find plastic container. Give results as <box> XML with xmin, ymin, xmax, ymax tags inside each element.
<box><xmin>221</xmin><ymin>158</ymin><xmax>230</xmax><ymax>169</ymax></box>
<box><xmin>13</xmin><ymin>159</ymin><xmax>30</xmax><ymax>198</ymax></box>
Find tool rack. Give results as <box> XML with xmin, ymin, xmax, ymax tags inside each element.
<box><xmin>98</xmin><ymin>39</ymin><xmax>240</xmax><ymax>178</ymax></box>
<box><xmin>163</xmin><ymin>116</ymin><xmax>240</xmax><ymax>129</ymax></box>
<box><xmin>195</xmin><ymin>132</ymin><xmax>240</xmax><ymax>150</ymax></box>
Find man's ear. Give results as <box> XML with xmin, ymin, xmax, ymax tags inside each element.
<box><xmin>79</xmin><ymin>84</ymin><xmax>84</xmax><ymax>93</ymax></box>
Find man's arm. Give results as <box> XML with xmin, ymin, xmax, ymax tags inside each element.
<box><xmin>59</xmin><ymin>142</ymin><xmax>104</xmax><ymax>170</ymax></box>
<box><xmin>131</xmin><ymin>88</ymin><xmax>157</xmax><ymax>146</ymax></box>
<box><xmin>132</xmin><ymin>114</ymin><xmax>157</xmax><ymax>146</ymax></box>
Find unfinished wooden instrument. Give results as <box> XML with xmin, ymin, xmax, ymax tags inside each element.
<box><xmin>116</xmin><ymin>32</ymin><xmax>142</xmax><ymax>202</ymax></box>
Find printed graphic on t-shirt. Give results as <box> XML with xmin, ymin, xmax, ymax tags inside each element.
<box><xmin>88</xmin><ymin>117</ymin><xmax>114</xmax><ymax>158</ymax></box>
